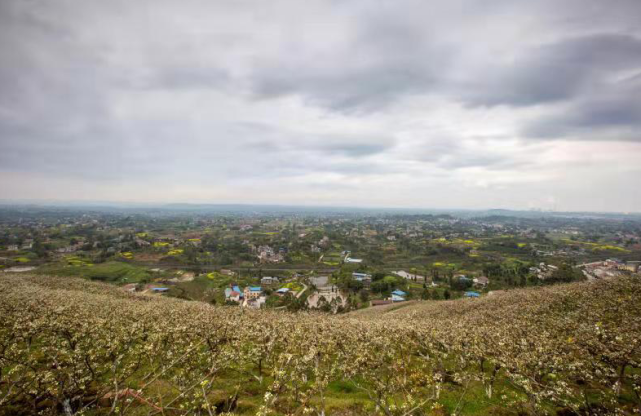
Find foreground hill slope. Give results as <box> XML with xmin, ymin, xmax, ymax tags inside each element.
<box><xmin>1</xmin><ymin>274</ymin><xmax>640</xmax><ymax>415</ymax></box>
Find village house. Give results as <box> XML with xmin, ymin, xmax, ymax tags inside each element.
<box><xmin>352</xmin><ymin>272</ymin><xmax>371</xmax><ymax>281</ymax></box>
<box><xmin>261</xmin><ymin>276</ymin><xmax>279</xmax><ymax>286</ymax></box>
<box><xmin>257</xmin><ymin>245</ymin><xmax>283</xmax><ymax>263</ymax></box>
<box><xmin>391</xmin><ymin>290</ymin><xmax>407</xmax><ymax>302</ymax></box>
<box><xmin>134</xmin><ymin>237</ymin><xmax>150</xmax><ymax>247</ymax></box>
<box><xmin>243</xmin><ymin>296</ymin><xmax>266</xmax><ymax>309</ymax></box>
<box><xmin>225</xmin><ymin>285</ymin><xmax>244</xmax><ymax>302</ymax></box>
<box><xmin>473</xmin><ymin>276</ymin><xmax>490</xmax><ymax>286</ymax></box>
<box><xmin>392</xmin><ymin>270</ymin><xmax>426</xmax><ymax>282</ymax></box>
<box><xmin>122</xmin><ymin>283</ymin><xmax>138</xmax><ymax>293</ymax></box>
<box><xmin>229</xmin><ymin>290</ymin><xmax>242</xmax><ymax>302</ymax></box>
<box><xmin>345</xmin><ymin>258</ymin><xmax>363</xmax><ymax>263</ymax></box>
<box><xmin>244</xmin><ymin>286</ymin><xmax>262</xmax><ymax>300</ymax></box>
<box><xmin>57</xmin><ymin>245</ymin><xmax>78</xmax><ymax>253</ymax></box>
<box><xmin>258</xmin><ymin>245</ymin><xmax>274</xmax><ymax>256</ymax></box>
<box><xmin>352</xmin><ymin>272</ymin><xmax>372</xmax><ymax>287</ymax></box>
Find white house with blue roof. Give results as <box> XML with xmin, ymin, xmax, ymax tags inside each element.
<box><xmin>225</xmin><ymin>285</ymin><xmax>244</xmax><ymax>302</ymax></box>
<box><xmin>391</xmin><ymin>289</ymin><xmax>407</xmax><ymax>302</ymax></box>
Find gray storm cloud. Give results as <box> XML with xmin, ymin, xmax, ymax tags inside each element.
<box><xmin>0</xmin><ymin>0</ymin><xmax>640</xmax><ymax>211</ymax></box>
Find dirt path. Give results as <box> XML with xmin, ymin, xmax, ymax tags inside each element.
<box><xmin>296</xmin><ymin>283</ymin><xmax>308</xmax><ymax>298</ymax></box>
<box><xmin>345</xmin><ymin>300</ymin><xmax>419</xmax><ymax>318</ymax></box>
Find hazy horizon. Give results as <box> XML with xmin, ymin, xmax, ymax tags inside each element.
<box><xmin>1</xmin><ymin>0</ymin><xmax>640</xmax><ymax>212</ymax></box>
<box><xmin>2</xmin><ymin>198</ymin><xmax>641</xmax><ymax>216</ymax></box>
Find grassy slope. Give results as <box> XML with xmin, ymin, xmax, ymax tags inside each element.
<box><xmin>2</xmin><ymin>274</ymin><xmax>640</xmax><ymax>415</ymax></box>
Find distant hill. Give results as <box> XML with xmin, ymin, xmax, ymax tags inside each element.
<box><xmin>1</xmin><ymin>201</ymin><xmax>639</xmax><ymax>220</ymax></box>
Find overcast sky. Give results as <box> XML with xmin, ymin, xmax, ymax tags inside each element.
<box><xmin>1</xmin><ymin>0</ymin><xmax>640</xmax><ymax>212</ymax></box>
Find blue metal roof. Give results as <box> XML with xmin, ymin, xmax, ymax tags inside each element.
<box><xmin>152</xmin><ymin>287</ymin><xmax>168</xmax><ymax>292</ymax></box>
<box><xmin>464</xmin><ymin>291</ymin><xmax>480</xmax><ymax>297</ymax></box>
<box><xmin>250</xmin><ymin>286</ymin><xmax>262</xmax><ymax>292</ymax></box>
<box><xmin>391</xmin><ymin>290</ymin><xmax>407</xmax><ymax>296</ymax></box>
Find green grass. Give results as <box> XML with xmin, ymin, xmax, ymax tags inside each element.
<box><xmin>282</xmin><ymin>281</ymin><xmax>303</xmax><ymax>292</ymax></box>
<box><xmin>169</xmin><ymin>275</ymin><xmax>219</xmax><ymax>302</ymax></box>
<box><xmin>38</xmin><ymin>261</ymin><xmax>152</xmax><ymax>283</ymax></box>
<box><xmin>14</xmin><ymin>257</ymin><xmax>31</xmax><ymax>263</ymax></box>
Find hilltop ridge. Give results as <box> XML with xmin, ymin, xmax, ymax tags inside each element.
<box><xmin>1</xmin><ymin>273</ymin><xmax>640</xmax><ymax>415</ymax></box>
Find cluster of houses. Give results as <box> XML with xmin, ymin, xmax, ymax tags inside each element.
<box><xmin>363</xmin><ymin>270</ymin><xmax>491</xmax><ymax>306</ymax></box>
<box><xmin>318</xmin><ymin>236</ymin><xmax>331</xmax><ymax>248</ymax></box>
<box><xmin>224</xmin><ymin>285</ymin><xmax>266</xmax><ymax>309</ymax></box>
<box><xmin>392</xmin><ymin>270</ymin><xmax>426</xmax><ymax>282</ymax></box>
<box><xmin>256</xmin><ymin>245</ymin><xmax>285</xmax><ymax>263</ymax></box>
<box><xmin>529</xmin><ymin>263</ymin><xmax>559</xmax><ymax>280</ymax></box>
<box><xmin>5</xmin><ymin>239</ymin><xmax>34</xmax><ymax>251</ymax></box>
<box><xmin>534</xmin><ymin>248</ymin><xmax>586</xmax><ymax>257</ymax></box>
<box><xmin>4</xmin><ymin>238</ymin><xmax>88</xmax><ymax>254</ymax></box>
<box><xmin>581</xmin><ymin>259</ymin><xmax>641</xmax><ymax>280</ymax></box>
<box><xmin>455</xmin><ymin>274</ymin><xmax>490</xmax><ymax>288</ymax></box>
<box><xmin>223</xmin><ymin>275</ymin><xmax>297</xmax><ymax>309</ymax></box>
<box><xmin>307</xmin><ymin>280</ymin><xmax>345</xmax><ymax>309</ymax></box>
<box><xmin>391</xmin><ymin>270</ymin><xmax>489</xmax><ymax>287</ymax></box>
<box><xmin>56</xmin><ymin>241</ymin><xmax>86</xmax><ymax>253</ymax></box>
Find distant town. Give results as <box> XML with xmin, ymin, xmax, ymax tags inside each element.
<box><xmin>1</xmin><ymin>205</ymin><xmax>640</xmax><ymax>313</ymax></box>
